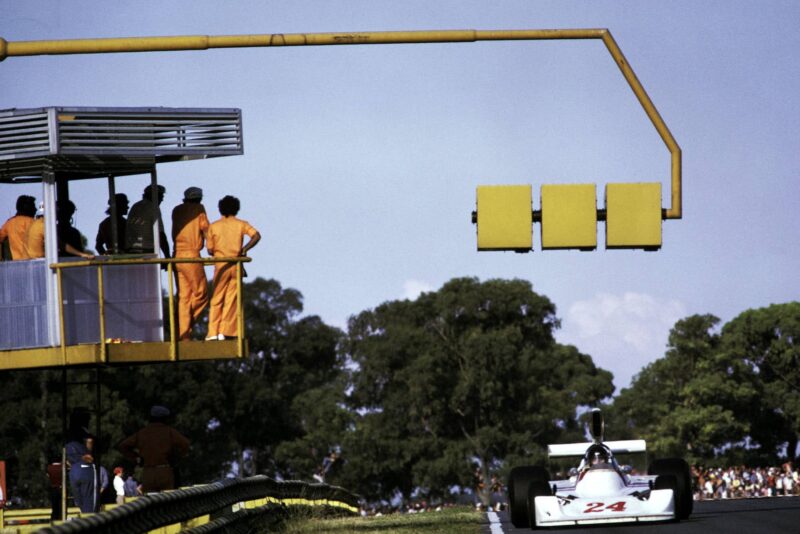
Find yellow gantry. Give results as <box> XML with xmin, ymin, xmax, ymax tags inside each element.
<box><xmin>0</xmin><ymin>28</ymin><xmax>680</xmax><ymax>218</ymax></box>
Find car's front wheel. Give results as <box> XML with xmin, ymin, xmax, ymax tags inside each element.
<box><xmin>507</xmin><ymin>466</ymin><xmax>549</xmax><ymax>528</ymax></box>
<box><xmin>526</xmin><ymin>476</ymin><xmax>552</xmax><ymax>529</ymax></box>
<box><xmin>649</xmin><ymin>458</ymin><xmax>692</xmax><ymax>520</ymax></box>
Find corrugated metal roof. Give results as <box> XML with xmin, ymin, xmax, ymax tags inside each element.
<box><xmin>0</xmin><ymin>106</ymin><xmax>243</xmax><ymax>182</ymax></box>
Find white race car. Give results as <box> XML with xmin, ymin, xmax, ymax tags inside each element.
<box><xmin>507</xmin><ymin>409</ymin><xmax>692</xmax><ymax>528</ymax></box>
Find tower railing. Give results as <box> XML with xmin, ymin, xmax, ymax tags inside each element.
<box><xmin>50</xmin><ymin>256</ymin><xmax>252</xmax><ymax>361</ymax></box>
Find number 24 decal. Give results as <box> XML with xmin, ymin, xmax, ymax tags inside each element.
<box><xmin>584</xmin><ymin>501</ymin><xmax>627</xmax><ymax>513</ymax></box>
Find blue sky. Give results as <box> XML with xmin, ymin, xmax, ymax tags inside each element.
<box><xmin>2</xmin><ymin>1</ymin><xmax>798</xmax><ymax>391</ymax></box>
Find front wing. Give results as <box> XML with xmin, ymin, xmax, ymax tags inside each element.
<box><xmin>533</xmin><ymin>490</ymin><xmax>675</xmax><ymax>527</ymax></box>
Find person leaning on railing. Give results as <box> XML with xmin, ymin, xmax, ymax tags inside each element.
<box><xmin>22</xmin><ymin>201</ymin><xmax>94</xmax><ymax>260</ymax></box>
<box><xmin>56</xmin><ymin>200</ymin><xmax>94</xmax><ymax>260</ymax></box>
<box><xmin>95</xmin><ymin>193</ymin><xmax>129</xmax><ymax>255</ymax></box>
<box><xmin>205</xmin><ymin>195</ymin><xmax>260</xmax><ymax>341</ymax></box>
<box><xmin>126</xmin><ymin>185</ymin><xmax>170</xmax><ymax>258</ymax></box>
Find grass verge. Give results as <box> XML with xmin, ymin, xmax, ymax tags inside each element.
<box><xmin>278</xmin><ymin>506</ymin><xmax>482</xmax><ymax>534</ymax></box>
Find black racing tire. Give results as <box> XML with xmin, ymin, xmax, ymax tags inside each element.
<box><xmin>654</xmin><ymin>473</ymin><xmax>678</xmax><ymax>491</ymax></box>
<box><xmin>526</xmin><ymin>476</ymin><xmax>553</xmax><ymax>530</ymax></box>
<box><xmin>648</xmin><ymin>458</ymin><xmax>693</xmax><ymax>520</ymax></box>
<box><xmin>654</xmin><ymin>474</ymin><xmax>679</xmax><ymax>522</ymax></box>
<box><xmin>508</xmin><ymin>466</ymin><xmax>550</xmax><ymax>528</ymax></box>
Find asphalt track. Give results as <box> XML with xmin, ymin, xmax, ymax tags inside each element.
<box><xmin>483</xmin><ymin>497</ymin><xmax>800</xmax><ymax>533</ymax></box>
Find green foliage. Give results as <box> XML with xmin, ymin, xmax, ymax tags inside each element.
<box><xmin>720</xmin><ymin>302</ymin><xmax>800</xmax><ymax>460</ymax></box>
<box><xmin>0</xmin><ymin>277</ymin><xmax>347</xmax><ymax>506</ymax></box>
<box><xmin>3</xmin><ymin>271</ymin><xmax>795</xmax><ymax>510</ymax></box>
<box><xmin>608</xmin><ymin>314</ymin><xmax>742</xmax><ymax>460</ymax></box>
<box><xmin>341</xmin><ymin>277</ymin><xmax>613</xmax><ymax>504</ymax></box>
<box><xmin>609</xmin><ymin>303</ymin><xmax>800</xmax><ymax>464</ymax></box>
<box><xmin>0</xmin><ymin>370</ymin><xmax>57</xmax><ymax>504</ymax></box>
<box><xmin>201</xmin><ymin>278</ymin><xmax>347</xmax><ymax>478</ymax></box>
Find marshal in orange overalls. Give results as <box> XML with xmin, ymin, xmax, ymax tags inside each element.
<box><xmin>25</xmin><ymin>217</ymin><xmax>45</xmax><ymax>259</ymax></box>
<box><xmin>171</xmin><ymin>202</ymin><xmax>210</xmax><ymax>340</ymax></box>
<box><xmin>0</xmin><ymin>214</ymin><xmax>34</xmax><ymax>260</ymax></box>
<box><xmin>206</xmin><ymin>216</ymin><xmax>259</xmax><ymax>339</ymax></box>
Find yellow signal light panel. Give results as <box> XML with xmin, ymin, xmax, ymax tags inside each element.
<box><xmin>541</xmin><ymin>184</ymin><xmax>597</xmax><ymax>250</ymax></box>
<box><xmin>476</xmin><ymin>185</ymin><xmax>532</xmax><ymax>251</ymax></box>
<box><xmin>605</xmin><ymin>182</ymin><xmax>662</xmax><ymax>249</ymax></box>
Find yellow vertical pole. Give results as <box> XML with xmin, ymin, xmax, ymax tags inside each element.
<box><xmin>167</xmin><ymin>261</ymin><xmax>176</xmax><ymax>361</ymax></box>
<box><xmin>599</xmin><ymin>31</ymin><xmax>681</xmax><ymax>219</ymax></box>
<box><xmin>97</xmin><ymin>264</ymin><xmax>106</xmax><ymax>363</ymax></box>
<box><xmin>670</xmin><ymin>150</ymin><xmax>682</xmax><ymax>219</ymax></box>
<box><xmin>236</xmin><ymin>261</ymin><xmax>244</xmax><ymax>358</ymax></box>
<box><xmin>61</xmin><ymin>443</ymin><xmax>67</xmax><ymax>522</ymax></box>
<box><xmin>57</xmin><ymin>267</ymin><xmax>66</xmax><ymax>365</ymax></box>
<box><xmin>107</xmin><ymin>175</ymin><xmax>120</xmax><ymax>254</ymax></box>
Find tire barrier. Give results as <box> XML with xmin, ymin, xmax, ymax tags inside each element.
<box><xmin>183</xmin><ymin>503</ymin><xmax>289</xmax><ymax>534</ymax></box>
<box><xmin>36</xmin><ymin>477</ymin><xmax>359</xmax><ymax>534</ymax></box>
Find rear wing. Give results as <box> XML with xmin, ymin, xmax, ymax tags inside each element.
<box><xmin>547</xmin><ymin>440</ymin><xmax>647</xmax><ymax>459</ymax></box>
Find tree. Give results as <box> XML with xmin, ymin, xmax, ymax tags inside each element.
<box><xmin>210</xmin><ymin>278</ymin><xmax>347</xmax><ymax>478</ymax></box>
<box><xmin>100</xmin><ymin>278</ymin><xmax>348</xmax><ymax>483</ymax></box>
<box><xmin>608</xmin><ymin>314</ymin><xmax>759</xmax><ymax>462</ymax></box>
<box><xmin>0</xmin><ymin>367</ymin><xmax>138</xmax><ymax>506</ymax></box>
<box><xmin>0</xmin><ymin>369</ymin><xmax>61</xmax><ymax>506</ymax></box>
<box><xmin>0</xmin><ymin>277</ymin><xmax>349</xmax><ymax>506</ymax></box>
<box><xmin>608</xmin><ymin>307</ymin><xmax>800</xmax><ymax>465</ymax></box>
<box><xmin>720</xmin><ymin>302</ymin><xmax>800</xmax><ymax>461</ymax></box>
<box><xmin>342</xmin><ymin>277</ymin><xmax>614</xmax><ymax>505</ymax></box>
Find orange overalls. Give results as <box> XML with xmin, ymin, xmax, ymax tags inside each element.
<box><xmin>171</xmin><ymin>203</ymin><xmax>210</xmax><ymax>340</ymax></box>
<box><xmin>0</xmin><ymin>215</ymin><xmax>34</xmax><ymax>260</ymax></box>
<box><xmin>25</xmin><ymin>217</ymin><xmax>45</xmax><ymax>259</ymax></box>
<box><xmin>206</xmin><ymin>216</ymin><xmax>257</xmax><ymax>338</ymax></box>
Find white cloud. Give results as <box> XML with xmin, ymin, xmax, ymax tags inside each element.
<box><xmin>555</xmin><ymin>292</ymin><xmax>686</xmax><ymax>392</ymax></box>
<box><xmin>402</xmin><ymin>279</ymin><xmax>434</xmax><ymax>301</ymax></box>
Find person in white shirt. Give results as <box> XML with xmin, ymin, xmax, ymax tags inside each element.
<box><xmin>113</xmin><ymin>467</ymin><xmax>126</xmax><ymax>505</ymax></box>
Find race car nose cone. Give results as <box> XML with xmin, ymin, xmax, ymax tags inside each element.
<box><xmin>576</xmin><ymin>469</ymin><xmax>627</xmax><ymax>498</ymax></box>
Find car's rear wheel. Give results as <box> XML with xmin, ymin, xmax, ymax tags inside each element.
<box><xmin>508</xmin><ymin>466</ymin><xmax>549</xmax><ymax>528</ymax></box>
<box><xmin>526</xmin><ymin>476</ymin><xmax>552</xmax><ymax>529</ymax></box>
<box><xmin>648</xmin><ymin>458</ymin><xmax>693</xmax><ymax>520</ymax></box>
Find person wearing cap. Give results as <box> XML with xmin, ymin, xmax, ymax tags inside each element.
<box><xmin>206</xmin><ymin>195</ymin><xmax>261</xmax><ymax>340</ymax></box>
<box><xmin>0</xmin><ymin>195</ymin><xmax>36</xmax><ymax>260</ymax></box>
<box><xmin>95</xmin><ymin>193</ymin><xmax>129</xmax><ymax>255</ymax></box>
<box><xmin>125</xmin><ymin>185</ymin><xmax>170</xmax><ymax>257</ymax></box>
<box><xmin>171</xmin><ymin>187</ymin><xmax>210</xmax><ymax>340</ymax></box>
<box><xmin>117</xmin><ymin>405</ymin><xmax>190</xmax><ymax>493</ymax></box>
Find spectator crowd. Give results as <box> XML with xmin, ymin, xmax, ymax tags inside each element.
<box><xmin>692</xmin><ymin>463</ymin><xmax>800</xmax><ymax>499</ymax></box>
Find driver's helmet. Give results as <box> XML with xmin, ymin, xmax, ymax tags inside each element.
<box><xmin>591</xmin><ymin>450</ymin><xmax>608</xmax><ymax>465</ymax></box>
<box><xmin>584</xmin><ymin>444</ymin><xmax>613</xmax><ymax>469</ymax></box>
